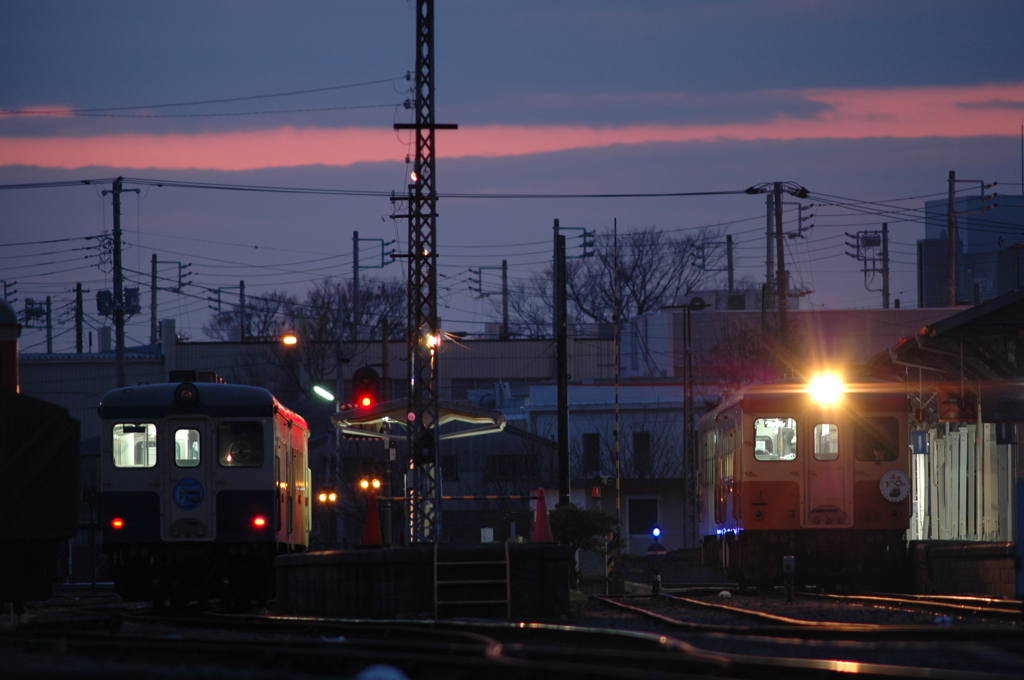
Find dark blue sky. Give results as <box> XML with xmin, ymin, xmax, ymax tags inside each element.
<box><xmin>2</xmin><ymin>1</ymin><xmax>1022</xmax><ymax>352</ymax></box>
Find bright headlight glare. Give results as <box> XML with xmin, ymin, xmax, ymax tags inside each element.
<box><xmin>808</xmin><ymin>373</ymin><xmax>844</xmax><ymax>406</ymax></box>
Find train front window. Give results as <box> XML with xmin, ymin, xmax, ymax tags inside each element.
<box><xmin>113</xmin><ymin>423</ymin><xmax>157</xmax><ymax>468</ymax></box>
<box><xmin>174</xmin><ymin>429</ymin><xmax>201</xmax><ymax>468</ymax></box>
<box><xmin>814</xmin><ymin>423</ymin><xmax>839</xmax><ymax>461</ymax></box>
<box><xmin>753</xmin><ymin>418</ymin><xmax>797</xmax><ymax>461</ymax></box>
<box><xmin>855</xmin><ymin>417</ymin><xmax>899</xmax><ymax>462</ymax></box>
<box><xmin>219</xmin><ymin>421</ymin><xmax>264</xmax><ymax>467</ymax></box>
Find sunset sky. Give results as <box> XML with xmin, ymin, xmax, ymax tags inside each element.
<box><xmin>2</xmin><ymin>1</ymin><xmax>1023</xmax><ymax>352</ymax></box>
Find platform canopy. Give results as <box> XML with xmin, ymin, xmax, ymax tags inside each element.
<box><xmin>330</xmin><ymin>399</ymin><xmax>506</xmax><ymax>443</ymax></box>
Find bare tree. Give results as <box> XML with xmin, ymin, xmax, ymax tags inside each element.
<box><xmin>490</xmin><ymin>269</ymin><xmax>553</xmax><ymax>339</ymax></box>
<box><xmin>702</xmin><ymin>312</ymin><xmax>808</xmax><ymax>395</ymax></box>
<box><xmin>203</xmin><ymin>289</ymin><xmax>297</xmax><ymax>341</ymax></box>
<box><xmin>211</xmin><ymin>277</ymin><xmax>405</xmax><ymax>401</ymax></box>
<box><xmin>567</xmin><ymin>226</ymin><xmax>722</xmax><ymax>325</ymax></box>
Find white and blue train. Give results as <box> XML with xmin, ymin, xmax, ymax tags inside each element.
<box><xmin>98</xmin><ymin>372</ymin><xmax>310</xmax><ymax>610</ymax></box>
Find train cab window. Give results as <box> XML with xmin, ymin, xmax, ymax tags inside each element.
<box><xmin>813</xmin><ymin>423</ymin><xmax>839</xmax><ymax>461</ymax></box>
<box><xmin>753</xmin><ymin>418</ymin><xmax>797</xmax><ymax>461</ymax></box>
<box><xmin>218</xmin><ymin>422</ymin><xmax>264</xmax><ymax>467</ymax></box>
<box><xmin>854</xmin><ymin>417</ymin><xmax>899</xmax><ymax>462</ymax></box>
<box><xmin>174</xmin><ymin>429</ymin><xmax>201</xmax><ymax>468</ymax></box>
<box><xmin>112</xmin><ymin>423</ymin><xmax>157</xmax><ymax>468</ymax></box>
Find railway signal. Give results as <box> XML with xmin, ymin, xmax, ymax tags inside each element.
<box><xmin>351</xmin><ymin>366</ymin><xmax>380</xmax><ymax>408</ymax></box>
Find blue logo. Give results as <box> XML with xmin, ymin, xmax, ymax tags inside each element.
<box><xmin>172</xmin><ymin>478</ymin><xmax>205</xmax><ymax>510</ymax></box>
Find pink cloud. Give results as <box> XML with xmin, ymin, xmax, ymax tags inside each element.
<box><xmin>2</xmin><ymin>82</ymin><xmax>1022</xmax><ymax>170</ymax></box>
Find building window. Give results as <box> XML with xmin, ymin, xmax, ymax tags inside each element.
<box><xmin>633</xmin><ymin>431</ymin><xmax>651</xmax><ymax>475</ymax></box>
<box><xmin>441</xmin><ymin>455</ymin><xmax>458</xmax><ymax>481</ymax></box>
<box><xmin>628</xmin><ymin>498</ymin><xmax>658</xmax><ymax>535</ymax></box>
<box><xmin>486</xmin><ymin>454</ymin><xmax>539</xmax><ymax>481</ymax></box>
<box><xmin>583</xmin><ymin>433</ymin><xmax>601</xmax><ymax>473</ymax></box>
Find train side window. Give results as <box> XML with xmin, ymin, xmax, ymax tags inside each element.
<box><xmin>174</xmin><ymin>428</ymin><xmax>201</xmax><ymax>468</ymax></box>
<box><xmin>753</xmin><ymin>418</ymin><xmax>797</xmax><ymax>461</ymax></box>
<box><xmin>813</xmin><ymin>423</ymin><xmax>839</xmax><ymax>461</ymax></box>
<box><xmin>113</xmin><ymin>423</ymin><xmax>157</xmax><ymax>468</ymax></box>
<box><xmin>218</xmin><ymin>422</ymin><xmax>264</xmax><ymax>467</ymax></box>
<box><xmin>854</xmin><ymin>417</ymin><xmax>899</xmax><ymax>462</ymax></box>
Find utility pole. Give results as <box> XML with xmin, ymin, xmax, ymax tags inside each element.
<box><xmin>554</xmin><ymin>220</ymin><xmax>570</xmax><ymax>508</ymax></box>
<box><xmin>45</xmin><ymin>296</ymin><xmax>52</xmax><ymax>354</ymax></box>
<box><xmin>352</xmin><ymin>230</ymin><xmax>360</xmax><ymax>341</ymax></box>
<box><xmin>335</xmin><ymin>292</ymin><xmax>346</xmax><ymax>443</ymax></box>
<box><xmin>75</xmin><ymin>284</ymin><xmax>84</xmax><ymax>353</ymax></box>
<box><xmin>881</xmin><ymin>223</ymin><xmax>890</xmax><ymax>309</ymax></box>
<box><xmin>352</xmin><ymin>231</ymin><xmax>395</xmax><ymax>342</ymax></box>
<box><xmin>765</xmin><ymin>193</ymin><xmax>775</xmax><ymax>310</ymax></box>
<box><xmin>239</xmin><ymin>280</ymin><xmax>246</xmax><ymax>342</ymax></box>
<box><xmin>726</xmin><ymin>235</ymin><xmax>734</xmax><ymax>294</ymax></box>
<box><xmin>381</xmin><ymin>316</ymin><xmax>390</xmax><ymax>400</ymax></box>
<box><xmin>150</xmin><ymin>254</ymin><xmax>158</xmax><ymax>344</ymax></box>
<box><xmin>392</xmin><ymin>0</ymin><xmax>457</xmax><ymax>543</ymax></box>
<box><xmin>501</xmin><ymin>259</ymin><xmax>509</xmax><ymax>340</ymax></box>
<box><xmin>774</xmin><ymin>182</ymin><xmax>788</xmax><ymax>344</ymax></box>
<box><xmin>612</xmin><ymin>217</ymin><xmax>622</xmax><ymax>583</ymax></box>
<box><xmin>0</xmin><ymin>280</ymin><xmax>16</xmax><ymax>303</ymax></box>
<box><xmin>149</xmin><ymin>258</ymin><xmax>191</xmax><ymax>344</ymax></box>
<box><xmin>101</xmin><ymin>177</ymin><xmax>138</xmax><ymax>387</ymax></box>
<box><xmin>947</xmin><ymin>170</ymin><xmax>957</xmax><ymax>307</ymax></box>
<box><xmin>682</xmin><ymin>304</ymin><xmax>695</xmax><ymax>545</ymax></box>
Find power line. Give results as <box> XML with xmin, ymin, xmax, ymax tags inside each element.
<box><xmin>0</xmin><ymin>76</ymin><xmax>407</xmax><ymax>115</ymax></box>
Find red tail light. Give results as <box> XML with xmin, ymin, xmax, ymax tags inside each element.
<box><xmin>252</xmin><ymin>516</ymin><xmax>267</xmax><ymax>528</ymax></box>
<box><xmin>111</xmin><ymin>518</ymin><xmax>125</xmax><ymax>530</ymax></box>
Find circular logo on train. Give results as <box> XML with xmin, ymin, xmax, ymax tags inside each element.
<box><xmin>879</xmin><ymin>470</ymin><xmax>910</xmax><ymax>503</ymax></box>
<box><xmin>172</xmin><ymin>478</ymin><xmax>205</xmax><ymax>510</ymax></box>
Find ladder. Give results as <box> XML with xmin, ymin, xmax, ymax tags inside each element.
<box><xmin>434</xmin><ymin>542</ymin><xmax>511</xmax><ymax>619</ymax></box>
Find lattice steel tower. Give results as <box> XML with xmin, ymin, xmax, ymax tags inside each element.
<box><xmin>394</xmin><ymin>0</ymin><xmax>456</xmax><ymax>543</ymax></box>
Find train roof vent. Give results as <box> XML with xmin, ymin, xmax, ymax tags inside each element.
<box><xmin>169</xmin><ymin>370</ymin><xmax>225</xmax><ymax>384</ymax></box>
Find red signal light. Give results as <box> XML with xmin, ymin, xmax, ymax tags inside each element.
<box><xmin>111</xmin><ymin>518</ymin><xmax>125</xmax><ymax>530</ymax></box>
<box><xmin>252</xmin><ymin>516</ymin><xmax>267</xmax><ymax>528</ymax></box>
<box><xmin>360</xmin><ymin>396</ymin><xmax>372</xmax><ymax>407</ymax></box>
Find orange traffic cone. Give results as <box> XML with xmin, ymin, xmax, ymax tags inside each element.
<box><xmin>533</xmin><ymin>488</ymin><xmax>553</xmax><ymax>543</ymax></box>
<box><xmin>363</xmin><ymin>488</ymin><xmax>382</xmax><ymax>547</ymax></box>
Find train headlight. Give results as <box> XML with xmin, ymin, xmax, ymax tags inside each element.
<box><xmin>111</xmin><ymin>517</ymin><xmax>125</xmax><ymax>530</ymax></box>
<box><xmin>808</xmin><ymin>373</ymin><xmax>844</xmax><ymax>406</ymax></box>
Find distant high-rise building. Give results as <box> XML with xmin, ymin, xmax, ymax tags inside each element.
<box><xmin>917</xmin><ymin>194</ymin><xmax>1024</xmax><ymax>307</ymax></box>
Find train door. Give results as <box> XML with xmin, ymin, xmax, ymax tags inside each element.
<box><xmin>275</xmin><ymin>417</ymin><xmax>288</xmax><ymax>544</ymax></box>
<box><xmin>161</xmin><ymin>417</ymin><xmax>217</xmax><ymax>540</ymax></box>
<box><xmin>804</xmin><ymin>416</ymin><xmax>852</xmax><ymax>527</ymax></box>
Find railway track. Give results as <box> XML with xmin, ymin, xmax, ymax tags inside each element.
<box><xmin>594</xmin><ymin>592</ymin><xmax>1022</xmax><ymax>636</ymax></box>
<box><xmin>807</xmin><ymin>591</ymin><xmax>1024</xmax><ymax>620</ymax></box>
<box><xmin>4</xmin><ymin>597</ymin><xmax>1023</xmax><ymax>679</ymax></box>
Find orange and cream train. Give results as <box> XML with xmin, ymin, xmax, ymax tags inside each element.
<box><xmin>698</xmin><ymin>375</ymin><xmax>911</xmax><ymax>591</ymax></box>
